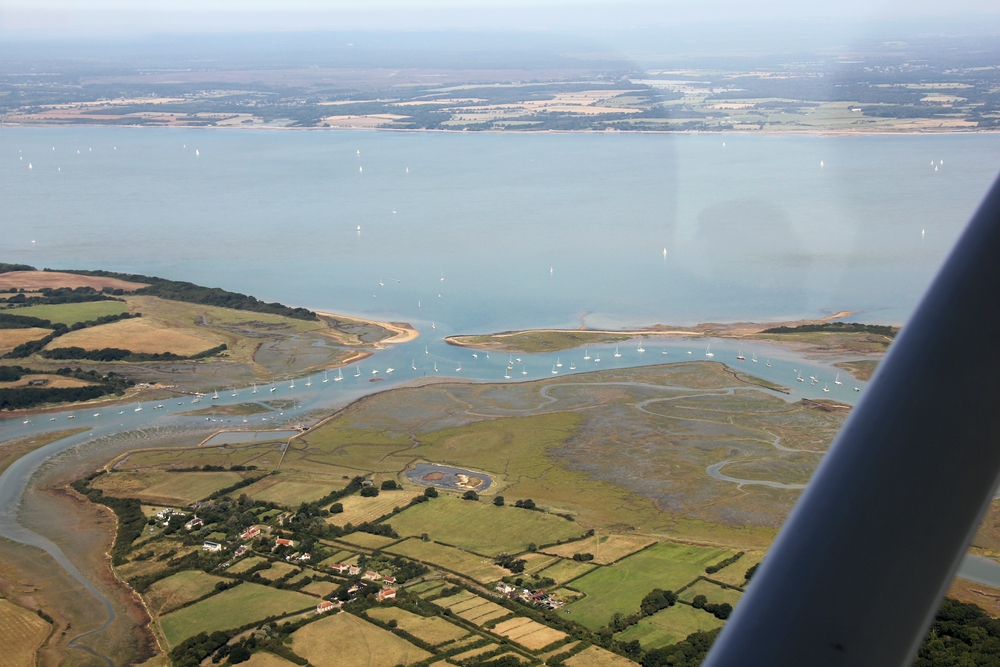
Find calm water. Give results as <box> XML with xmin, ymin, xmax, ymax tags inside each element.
<box><xmin>2</xmin><ymin>128</ymin><xmax>1000</xmax><ymax>598</ymax></box>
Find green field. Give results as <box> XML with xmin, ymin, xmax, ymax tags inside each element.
<box><xmin>706</xmin><ymin>552</ymin><xmax>763</xmax><ymax>587</ymax></box>
<box><xmin>386</xmin><ymin>538</ymin><xmax>507</xmax><ymax>583</ymax></box>
<box><xmin>227</xmin><ymin>556</ymin><xmax>267</xmax><ymax>574</ymax></box>
<box><xmin>366</xmin><ymin>607</ymin><xmax>468</xmax><ymax>646</ymax></box>
<box><xmin>256</xmin><ymin>562</ymin><xmax>300</xmax><ymax>581</ymax></box>
<box><xmin>448</xmin><ymin>330</ymin><xmax>632</xmax><ymax>353</ymax></box>
<box><xmin>387</xmin><ymin>495</ymin><xmax>585</xmax><ymax>556</ymax></box>
<box><xmin>336</xmin><ymin>532</ymin><xmax>400</xmax><ymax>549</ymax></box>
<box><xmin>8</xmin><ymin>300</ymin><xmax>128</xmax><ymax>325</ymax></box>
<box><xmin>678</xmin><ymin>579</ymin><xmax>742</xmax><ymax>607</ymax></box>
<box><xmin>145</xmin><ymin>570</ymin><xmax>229</xmax><ymax>615</ymax></box>
<box><xmin>537</xmin><ymin>558</ymin><xmax>598</xmax><ymax>584</ymax></box>
<box><xmin>158</xmin><ymin>583</ymin><xmax>316</xmax><ymax>647</ymax></box>
<box><xmin>616</xmin><ymin>603</ymin><xmax>725</xmax><ymax>649</ymax></box>
<box><xmin>94</xmin><ymin>470</ymin><xmax>244</xmax><ymax>505</ymax></box>
<box><xmin>565</xmin><ymin>542</ymin><xmax>734</xmax><ymax>629</ymax></box>
<box><xmin>291</xmin><ymin>612</ymin><xmax>431</xmax><ymax>667</ymax></box>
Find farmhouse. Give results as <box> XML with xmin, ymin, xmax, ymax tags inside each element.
<box><xmin>202</xmin><ymin>541</ymin><xmax>222</xmax><ymax>552</ymax></box>
<box><xmin>330</xmin><ymin>563</ymin><xmax>350</xmax><ymax>574</ymax></box>
<box><xmin>362</xmin><ymin>571</ymin><xmax>382</xmax><ymax>581</ymax></box>
<box><xmin>184</xmin><ymin>517</ymin><xmax>203</xmax><ymax>530</ymax></box>
<box><xmin>316</xmin><ymin>600</ymin><xmax>337</xmax><ymax>614</ymax></box>
<box><xmin>348</xmin><ymin>565</ymin><xmax>361</xmax><ymax>576</ymax></box>
<box><xmin>297</xmin><ymin>553</ymin><xmax>311</xmax><ymax>562</ymax></box>
<box><xmin>240</xmin><ymin>525</ymin><xmax>261</xmax><ymax>540</ymax></box>
<box><xmin>383</xmin><ymin>576</ymin><xmax>396</xmax><ymax>586</ymax></box>
<box><xmin>377</xmin><ymin>588</ymin><xmax>397</xmax><ymax>601</ymax></box>
<box><xmin>234</xmin><ymin>545</ymin><xmax>250</xmax><ymax>558</ymax></box>
<box><xmin>275</xmin><ymin>538</ymin><xmax>295</xmax><ymax>548</ymax></box>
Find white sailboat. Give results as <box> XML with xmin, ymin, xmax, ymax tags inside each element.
<box><xmin>556</xmin><ymin>357</ymin><xmax>562</xmax><ymax>367</ymax></box>
<box><xmin>595</xmin><ymin>353</ymin><xmax>601</xmax><ymax>363</ymax></box>
<box><xmin>354</xmin><ymin>367</ymin><xmax>361</xmax><ymax>378</ymax></box>
<box><xmin>705</xmin><ymin>344</ymin><xmax>714</xmax><ymax>358</ymax></box>
<box><xmin>336</xmin><ymin>368</ymin><xmax>344</xmax><ymax>381</ymax></box>
<box><xmin>614</xmin><ymin>347</ymin><xmax>621</xmax><ymax>358</ymax></box>
<box><xmin>521</xmin><ymin>366</ymin><xmax>527</xmax><ymax>375</ymax></box>
<box><xmin>456</xmin><ymin>363</ymin><xmax>462</xmax><ymax>372</ymax></box>
<box><xmin>212</xmin><ymin>390</ymin><xmax>219</xmax><ymax>400</ymax></box>
<box><xmin>751</xmin><ymin>353</ymin><xmax>757</xmax><ymax>363</ymax></box>
<box><xmin>637</xmin><ymin>339</ymin><xmax>645</xmax><ymax>353</ymax></box>
<box><xmin>737</xmin><ymin>349</ymin><xmax>745</xmax><ymax>361</ymax></box>
<box><xmin>797</xmin><ymin>372</ymin><xmax>804</xmax><ymax>382</ymax></box>
<box><xmin>823</xmin><ymin>383</ymin><xmax>830</xmax><ymax>393</ymax></box>
<box><xmin>766</xmin><ymin>359</ymin><xmax>771</xmax><ymax>367</ymax></box>
<box><xmin>504</xmin><ymin>368</ymin><xmax>511</xmax><ymax>379</ymax></box>
<box><xmin>834</xmin><ymin>373</ymin><xmax>842</xmax><ymax>386</ymax></box>
<box><xmin>432</xmin><ymin>321</ymin><xmax>435</xmax><ymax>329</ymax></box>
<box><xmin>662</xmin><ymin>348</ymin><xmax>668</xmax><ymax>355</ymax></box>
<box><xmin>270</xmin><ymin>381</ymin><xmax>277</xmax><ymax>392</ymax></box>
<box><xmin>323</xmin><ymin>371</ymin><xmax>329</xmax><ymax>383</ymax></box>
<box><xmin>231</xmin><ymin>387</ymin><xmax>238</xmax><ymax>396</ymax></box>
<box><xmin>434</xmin><ymin>362</ymin><xmax>438</xmax><ymax>373</ymax></box>
<box><xmin>411</xmin><ymin>359</ymin><xmax>417</xmax><ymax>371</ymax></box>
<box><xmin>440</xmin><ymin>271</ymin><xmax>445</xmax><ymax>282</ymax></box>
<box><xmin>551</xmin><ymin>364</ymin><xmax>558</xmax><ymax>374</ymax></box>
<box><xmin>134</xmin><ymin>403</ymin><xmax>142</xmax><ymax>412</ymax></box>
<box><xmin>306</xmin><ymin>377</ymin><xmax>312</xmax><ymax>387</ymax></box>
<box><xmin>386</xmin><ymin>368</ymin><xmax>394</xmax><ymax>374</ymax></box>
<box><xmin>472</xmin><ymin>353</ymin><xmax>478</xmax><ymax>358</ymax></box>
<box><xmin>584</xmin><ymin>349</ymin><xmax>591</xmax><ymax>360</ymax></box>
<box><xmin>569</xmin><ymin>362</ymin><xmax>576</xmax><ymax>370</ymax></box>
<box><xmin>425</xmin><ymin>345</ymin><xmax>429</xmax><ymax>354</ymax></box>
<box><xmin>289</xmin><ymin>379</ymin><xmax>295</xmax><ymax>389</ymax></box>
<box><xmin>252</xmin><ymin>383</ymin><xmax>258</xmax><ymax>393</ymax></box>
<box><xmin>372</xmin><ymin>369</ymin><xmax>379</xmax><ymax>375</ymax></box>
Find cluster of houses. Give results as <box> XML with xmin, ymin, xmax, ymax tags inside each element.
<box><xmin>494</xmin><ymin>582</ymin><xmax>565</xmax><ymax>610</ymax></box>
<box><xmin>155</xmin><ymin>508</ymin><xmax>186</xmax><ymax>525</ymax></box>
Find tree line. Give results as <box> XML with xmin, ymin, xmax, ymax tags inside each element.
<box><xmin>0</xmin><ymin>367</ymin><xmax>132</xmax><ymax>410</ymax></box>
<box><xmin>761</xmin><ymin>322</ymin><xmax>898</xmax><ymax>337</ymax></box>
<box><xmin>41</xmin><ymin>343</ymin><xmax>227</xmax><ymax>362</ymax></box>
<box><xmin>3</xmin><ymin>311</ymin><xmax>141</xmax><ymax>359</ymax></box>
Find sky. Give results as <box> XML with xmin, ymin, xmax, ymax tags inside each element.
<box><xmin>2</xmin><ymin>0</ymin><xmax>1000</xmax><ymax>35</ymax></box>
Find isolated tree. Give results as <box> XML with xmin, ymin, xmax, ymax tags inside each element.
<box><xmin>381</xmin><ymin>480</ymin><xmax>398</xmax><ymax>490</ymax></box>
<box><xmin>360</xmin><ymin>486</ymin><xmax>379</xmax><ymax>497</ymax></box>
<box><xmin>330</xmin><ymin>502</ymin><xmax>344</xmax><ymax>514</ymax></box>
<box><xmin>692</xmin><ymin>594</ymin><xmax>707</xmax><ymax>609</ymax></box>
<box><xmin>462</xmin><ymin>490</ymin><xmax>479</xmax><ymax>501</ymax></box>
<box><xmin>424</xmin><ymin>487</ymin><xmax>438</xmax><ymax>498</ymax></box>
<box><xmin>493</xmin><ymin>495</ymin><xmax>505</xmax><ymax>506</ymax></box>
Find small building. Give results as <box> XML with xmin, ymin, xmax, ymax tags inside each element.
<box><xmin>362</xmin><ymin>571</ymin><xmax>382</xmax><ymax>581</ymax></box>
<box><xmin>240</xmin><ymin>525</ymin><xmax>261</xmax><ymax>540</ymax></box>
<box><xmin>234</xmin><ymin>545</ymin><xmax>250</xmax><ymax>558</ymax></box>
<box><xmin>382</xmin><ymin>576</ymin><xmax>396</xmax><ymax>586</ymax></box>
<box><xmin>377</xmin><ymin>588</ymin><xmax>397</xmax><ymax>602</ymax></box>
<box><xmin>202</xmin><ymin>541</ymin><xmax>222</xmax><ymax>552</ymax></box>
<box><xmin>316</xmin><ymin>600</ymin><xmax>337</xmax><ymax>614</ymax></box>
<box><xmin>495</xmin><ymin>583</ymin><xmax>516</xmax><ymax>595</ymax></box>
<box><xmin>184</xmin><ymin>517</ymin><xmax>203</xmax><ymax>531</ymax></box>
<box><xmin>330</xmin><ymin>563</ymin><xmax>350</xmax><ymax>574</ymax></box>
<box><xmin>297</xmin><ymin>553</ymin><xmax>311</xmax><ymax>562</ymax></box>
<box><xmin>275</xmin><ymin>538</ymin><xmax>295</xmax><ymax>548</ymax></box>
<box><xmin>348</xmin><ymin>565</ymin><xmax>361</xmax><ymax>576</ymax></box>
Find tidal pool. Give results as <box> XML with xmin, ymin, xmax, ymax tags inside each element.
<box><xmin>406</xmin><ymin>463</ymin><xmax>493</xmax><ymax>492</ymax></box>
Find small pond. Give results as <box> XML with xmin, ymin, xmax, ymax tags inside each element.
<box><xmin>406</xmin><ymin>463</ymin><xmax>494</xmax><ymax>492</ymax></box>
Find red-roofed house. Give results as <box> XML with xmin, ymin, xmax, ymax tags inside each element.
<box><xmin>377</xmin><ymin>588</ymin><xmax>397</xmax><ymax>601</ymax></box>
<box><xmin>362</xmin><ymin>571</ymin><xmax>382</xmax><ymax>581</ymax></box>
<box><xmin>316</xmin><ymin>600</ymin><xmax>337</xmax><ymax>614</ymax></box>
<box><xmin>275</xmin><ymin>538</ymin><xmax>295</xmax><ymax>547</ymax></box>
<box><xmin>240</xmin><ymin>525</ymin><xmax>261</xmax><ymax>540</ymax></box>
<box><xmin>383</xmin><ymin>576</ymin><xmax>397</xmax><ymax>586</ymax></box>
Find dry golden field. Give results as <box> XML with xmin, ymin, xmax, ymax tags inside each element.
<box><xmin>0</xmin><ymin>598</ymin><xmax>51</xmax><ymax>667</ymax></box>
<box><xmin>0</xmin><ymin>270</ymin><xmax>148</xmax><ymax>291</ymax></box>
<box><xmin>565</xmin><ymin>645</ymin><xmax>639</xmax><ymax>666</ymax></box>
<box><xmin>541</xmin><ymin>534</ymin><xmax>657</xmax><ymax>565</ymax></box>
<box><xmin>325</xmin><ymin>490</ymin><xmax>422</xmax><ymax>527</ymax></box>
<box><xmin>0</xmin><ymin>328</ymin><xmax>51</xmax><ymax>354</ymax></box>
<box><xmin>492</xmin><ymin>616</ymin><xmax>568</xmax><ymax>650</ymax></box>
<box><xmin>50</xmin><ymin>316</ymin><xmax>225</xmax><ymax>355</ymax></box>
<box><xmin>0</xmin><ymin>373</ymin><xmax>98</xmax><ymax>389</ymax></box>
<box><xmin>291</xmin><ymin>612</ymin><xmax>431</xmax><ymax>667</ymax></box>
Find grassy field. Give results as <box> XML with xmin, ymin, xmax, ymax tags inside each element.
<box><xmin>326</xmin><ymin>490</ymin><xmax>421</xmax><ymax>527</ymax></box>
<box><xmin>491</xmin><ymin>616</ymin><xmax>567</xmax><ymax>650</ymax></box>
<box><xmin>0</xmin><ymin>270</ymin><xmax>147</xmax><ymax>292</ymax></box>
<box><xmin>228</xmin><ymin>556</ymin><xmax>267</xmax><ymax>574</ymax></box>
<box><xmin>834</xmin><ymin>359</ymin><xmax>879</xmax><ymax>382</ymax></box>
<box><xmin>115</xmin><ymin>444</ymin><xmax>281</xmax><ymax>474</ymax></box>
<box><xmin>241</xmin><ymin>653</ymin><xmax>300</xmax><ymax>667</ymax></box>
<box><xmin>93</xmin><ymin>470</ymin><xmax>243</xmax><ymax>505</ymax></box>
<box><xmin>615</xmin><ymin>603</ymin><xmax>724</xmax><ymax>649</ymax></box>
<box><xmin>145</xmin><ymin>570</ymin><xmax>229</xmax><ymax>615</ymax></box>
<box><xmin>447</xmin><ymin>330</ymin><xmax>632</xmax><ymax>353</ymax></box>
<box><xmin>158</xmin><ymin>583</ymin><xmax>316</xmax><ymax>648</ymax></box>
<box><xmin>537</xmin><ymin>558</ymin><xmax>597</xmax><ymax>584</ymax></box>
<box><xmin>7</xmin><ymin>300</ymin><xmax>128</xmax><ymax>325</ymax></box>
<box><xmin>387</xmin><ymin>494</ymin><xmax>585</xmax><ymax>557</ymax></box>
<box><xmin>753</xmin><ymin>330</ymin><xmax>893</xmax><ymax>354</ymax></box>
<box><xmin>565</xmin><ymin>542</ymin><xmax>734</xmax><ymax>630</ymax></box>
<box><xmin>707</xmin><ymin>552</ymin><xmax>763</xmax><ymax>587</ymax></box>
<box><xmin>51</xmin><ymin>316</ymin><xmax>224</xmax><ymax>355</ymax></box>
<box><xmin>243</xmin><ymin>477</ymin><xmax>341</xmax><ymax>507</ymax></box>
<box><xmin>0</xmin><ymin>327</ymin><xmax>51</xmax><ymax>354</ymax></box>
<box><xmin>366</xmin><ymin>607</ymin><xmax>468</xmax><ymax>646</ymax></box>
<box><xmin>256</xmin><ymin>562</ymin><xmax>300</xmax><ymax>581</ymax></box>
<box><xmin>336</xmin><ymin>532</ymin><xmax>400</xmax><ymax>549</ymax></box>
<box><xmin>564</xmin><ymin>645</ymin><xmax>640</xmax><ymax>667</ymax></box>
<box><xmin>542</xmin><ymin>534</ymin><xmax>656</xmax><ymax>565</ymax></box>
<box><xmin>291</xmin><ymin>612</ymin><xmax>432</xmax><ymax>667</ymax></box>
<box><xmin>0</xmin><ymin>599</ymin><xmax>51</xmax><ymax>667</ymax></box>
<box><xmin>301</xmin><ymin>581</ymin><xmax>338</xmax><ymax>598</ymax></box>
<box><xmin>678</xmin><ymin>579</ymin><xmax>742</xmax><ymax>607</ymax></box>
<box><xmin>388</xmin><ymin>539</ymin><xmax>508</xmax><ymax>583</ymax></box>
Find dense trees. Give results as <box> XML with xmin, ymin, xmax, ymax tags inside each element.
<box><xmin>761</xmin><ymin>322</ymin><xmax>897</xmax><ymax>337</ymax></box>
<box><xmin>0</xmin><ymin>367</ymin><xmax>132</xmax><ymax>410</ymax></box>
<box><xmin>41</xmin><ymin>343</ymin><xmax>227</xmax><ymax>362</ymax></box>
<box><xmin>495</xmin><ymin>553</ymin><xmax>527</xmax><ymax>574</ymax></box>
<box><xmin>705</xmin><ymin>552</ymin><xmax>744</xmax><ymax>574</ymax></box>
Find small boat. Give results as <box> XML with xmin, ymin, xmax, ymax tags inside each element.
<box><xmin>231</xmin><ymin>388</ymin><xmax>238</xmax><ymax>396</ymax></box>
<box><xmin>23</xmin><ymin>419</ymin><xmax>30</xmax><ymax>424</ymax></box>
<box><xmin>434</xmin><ymin>362</ymin><xmax>438</xmax><ymax>373</ymax></box>
<box><xmin>737</xmin><ymin>349</ymin><xmax>745</xmax><ymax>361</ymax></box>
<box><xmin>252</xmin><ymin>383</ymin><xmax>258</xmax><ymax>393</ymax></box>
<box><xmin>411</xmin><ymin>360</ymin><xmax>417</xmax><ymax>370</ymax></box>
<box><xmin>687</xmin><ymin>351</ymin><xmax>692</xmax><ymax>355</ymax></box>
<box><xmin>705</xmin><ymin>344</ymin><xmax>714</xmax><ymax>358</ymax></box>
<box><xmin>823</xmin><ymin>383</ymin><xmax>830</xmax><ymax>393</ymax></box>
<box><xmin>94</xmin><ymin>413</ymin><xmax>100</xmax><ymax>417</ymax></box>
<box><xmin>372</xmin><ymin>369</ymin><xmax>379</xmax><ymax>375</ymax></box>
<box><xmin>289</xmin><ymin>379</ymin><xmax>295</xmax><ymax>389</ymax></box>
<box><xmin>569</xmin><ymin>362</ymin><xmax>576</xmax><ymax>370</ymax></box>
<box><xmin>135</xmin><ymin>403</ymin><xmax>142</xmax><ymax>412</ymax></box>
<box><xmin>336</xmin><ymin>368</ymin><xmax>344</xmax><ymax>381</ymax></box>
<box><xmin>418</xmin><ymin>301</ymin><xmax>421</xmax><ymax>308</ymax></box>
<box><xmin>425</xmin><ymin>345</ymin><xmax>429</xmax><ymax>354</ymax></box>
<box><xmin>456</xmin><ymin>363</ymin><xmax>462</xmax><ymax>371</ymax></box>
<box><xmin>584</xmin><ymin>350</ymin><xmax>591</xmax><ymax>360</ymax></box>
<box><xmin>766</xmin><ymin>359</ymin><xmax>771</xmax><ymax>367</ymax></box>
<box><xmin>355</xmin><ymin>368</ymin><xmax>361</xmax><ymax>377</ymax></box>
<box><xmin>751</xmin><ymin>353</ymin><xmax>757</xmax><ymax>363</ymax></box>
<box><xmin>386</xmin><ymin>368</ymin><xmax>394</xmax><ymax>374</ymax></box>
<box><xmin>67</xmin><ymin>415</ymin><xmax>75</xmax><ymax>419</ymax></box>
<box><xmin>614</xmin><ymin>347</ymin><xmax>621</xmax><ymax>358</ymax></box>
<box><xmin>485</xmin><ymin>353</ymin><xmax>489</xmax><ymax>359</ymax></box>
<box><xmin>270</xmin><ymin>381</ymin><xmax>277</xmax><ymax>392</ymax></box>
<box><xmin>834</xmin><ymin>373</ymin><xmax>842</xmax><ymax>386</ymax></box>
<box><xmin>379</xmin><ymin>277</ymin><xmax>383</xmax><ymax>286</ymax></box>
<box><xmin>323</xmin><ymin>372</ymin><xmax>329</xmax><ymax>383</ymax></box>
<box><xmin>551</xmin><ymin>365</ymin><xmax>558</xmax><ymax>374</ymax></box>
<box><xmin>854</xmin><ymin>387</ymin><xmax>861</xmax><ymax>392</ymax></box>
<box><xmin>306</xmin><ymin>377</ymin><xmax>312</xmax><ymax>386</ymax></box>
<box><xmin>595</xmin><ymin>354</ymin><xmax>601</xmax><ymax>363</ymax></box>
<box><xmin>192</xmin><ymin>397</ymin><xmax>202</xmax><ymax>403</ymax></box>
<box><xmin>50</xmin><ymin>417</ymin><xmax>56</xmax><ymax>421</ymax></box>
<box><xmin>556</xmin><ymin>358</ymin><xmax>562</xmax><ymax>367</ymax></box>
<box><xmin>637</xmin><ymin>339</ymin><xmax>645</xmax><ymax>353</ymax></box>
<box><xmin>431</xmin><ymin>322</ymin><xmax>436</xmax><ymax>329</ymax></box>
<box><xmin>662</xmin><ymin>349</ymin><xmax>668</xmax><ymax>355</ymax></box>
<box><xmin>357</xmin><ymin>225</ymin><xmax>361</xmax><ymax>232</ymax></box>
<box><xmin>472</xmin><ymin>353</ymin><xmax>478</xmax><ymax>358</ymax></box>
<box><xmin>516</xmin><ymin>357</ymin><xmax>521</xmax><ymax>363</ymax></box>
<box><xmin>440</xmin><ymin>272</ymin><xmax>444</xmax><ymax>282</ymax></box>
<box><xmin>504</xmin><ymin>368</ymin><xmax>511</xmax><ymax>379</ymax></box>
<box><xmin>212</xmin><ymin>390</ymin><xmax>219</xmax><ymax>400</ymax></box>
<box><xmin>797</xmin><ymin>373</ymin><xmax>804</xmax><ymax>382</ymax></box>
<box><xmin>521</xmin><ymin>366</ymin><xmax>527</xmax><ymax>375</ymax></box>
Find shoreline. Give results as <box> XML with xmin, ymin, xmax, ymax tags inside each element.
<box><xmin>2</xmin><ymin>120</ymin><xmax>996</xmax><ymax>137</ymax></box>
<box><xmin>315</xmin><ymin>311</ymin><xmax>418</xmax><ymax>346</ymax></box>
